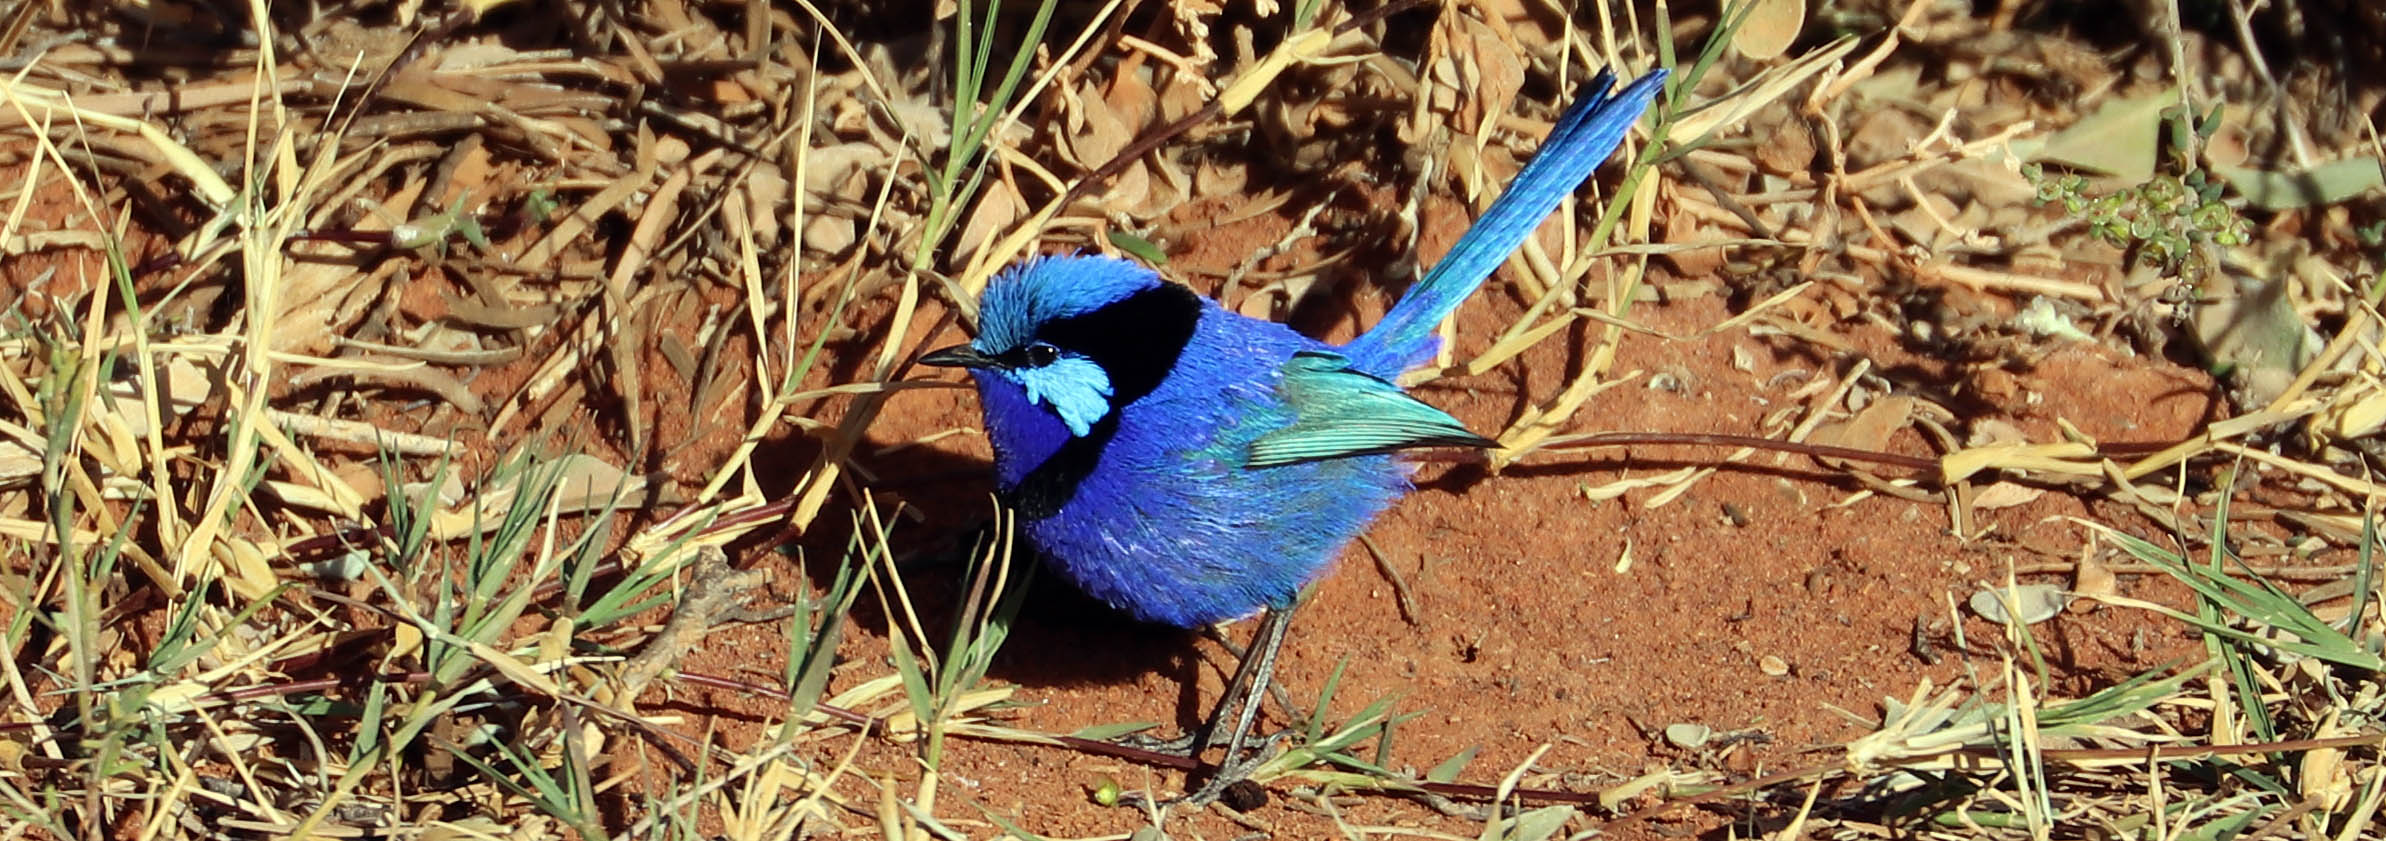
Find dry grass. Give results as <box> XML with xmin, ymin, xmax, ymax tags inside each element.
<box><xmin>1</xmin><ymin>0</ymin><xmax>2383</xmax><ymax>838</ymax></box>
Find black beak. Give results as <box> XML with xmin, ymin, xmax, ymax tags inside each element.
<box><xmin>922</xmin><ymin>345</ymin><xmax>999</xmax><ymax>370</ymax></box>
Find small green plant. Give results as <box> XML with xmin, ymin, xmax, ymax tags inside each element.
<box><xmin>868</xmin><ymin>501</ymin><xmax>1032</xmax><ymax>830</ymax></box>
<box><xmin>1241</xmin><ymin>657</ymin><xmax>1425</xmax><ymax>792</ymax></box>
<box><xmin>284</xmin><ymin>446</ymin><xmax>616</xmax><ymax>836</ymax></box>
<box><xmin>2022</xmin><ymin>104</ymin><xmax>2253</xmax><ymax>285</ymax></box>
<box><xmin>914</xmin><ymin>0</ymin><xmax>1062</xmax><ymax>268</ymax></box>
<box><xmin>2024</xmin><ymin>162</ymin><xmax>2252</xmax><ymax>270</ymax></box>
<box><xmin>2085</xmin><ymin>510</ymin><xmax>2383</xmax><ymax>675</ymax></box>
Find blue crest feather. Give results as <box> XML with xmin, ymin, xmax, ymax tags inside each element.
<box><xmin>975</xmin><ymin>254</ymin><xmax>1158</xmax><ymax>355</ymax></box>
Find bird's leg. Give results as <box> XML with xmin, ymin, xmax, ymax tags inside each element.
<box><xmin>1182</xmin><ymin>605</ymin><xmax>1293</xmax><ymax>805</ymax></box>
<box><xmin>1109</xmin><ymin>608</ymin><xmax>1295</xmax><ymax>805</ymax></box>
<box><xmin>1193</xmin><ymin>605</ymin><xmax>1290</xmax><ymax>759</ymax></box>
<box><xmin>1114</xmin><ymin>607</ymin><xmax>1294</xmax><ymax>756</ymax></box>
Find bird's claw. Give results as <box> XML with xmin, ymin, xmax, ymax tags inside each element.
<box><xmin>1180</xmin><ymin>729</ymin><xmax>1290</xmax><ymax>807</ymax></box>
<box><xmin>1105</xmin><ymin>729</ymin><xmax>1291</xmax><ymax>810</ymax></box>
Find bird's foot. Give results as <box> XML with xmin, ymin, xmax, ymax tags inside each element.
<box><xmin>1113</xmin><ymin>730</ymin><xmax>1288</xmax><ymax>812</ymax></box>
<box><xmin>1179</xmin><ymin>730</ymin><xmax>1289</xmax><ymax>808</ymax></box>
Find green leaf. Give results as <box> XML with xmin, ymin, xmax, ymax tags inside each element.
<box><xmin>2091</xmin><ymin>523</ymin><xmax>2383</xmax><ymax>671</ymax></box>
<box><xmin>2192</xmin><ymin>273</ymin><xmax>2314</xmax><ymax>408</ymax></box>
<box><xmin>1426</xmin><ymin>745</ymin><xmax>1480</xmax><ymax>784</ymax></box>
<box><xmin>1306</xmin><ymin>656</ymin><xmax>1350</xmax><ymax>743</ymax></box>
<box><xmin>888</xmin><ymin>628</ymin><xmax>936</xmax><ymax>729</ymax></box>
<box><xmin>1106</xmin><ymin>230</ymin><xmax>1167</xmax><ymax>264</ymax></box>
<box><xmin>784</xmin><ymin>591</ymin><xmax>845</xmax><ymax>719</ymax></box>
<box><xmin>2016</xmin><ymin>90</ymin><xmax>2175</xmax><ymax>181</ymax></box>
<box><xmin>2214</xmin><ymin>157</ymin><xmax>2384</xmax><ymax>210</ymax></box>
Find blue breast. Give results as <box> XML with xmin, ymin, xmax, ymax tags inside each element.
<box><xmin>971</xmin><ymin>302</ymin><xmax>1408</xmax><ymax>627</ymax></box>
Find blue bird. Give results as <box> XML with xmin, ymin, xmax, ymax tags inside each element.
<box><xmin>923</xmin><ymin>67</ymin><xmax>1666</xmax><ymax>799</ymax></box>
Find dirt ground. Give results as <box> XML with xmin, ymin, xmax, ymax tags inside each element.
<box><xmin>649</xmin><ymin>199</ymin><xmax>2225</xmax><ymax>839</ymax></box>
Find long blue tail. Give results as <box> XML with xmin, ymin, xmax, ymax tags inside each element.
<box><xmin>1345</xmin><ymin>66</ymin><xmax>1668</xmax><ymax>374</ymax></box>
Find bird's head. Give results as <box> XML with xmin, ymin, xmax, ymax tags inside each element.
<box><xmin>923</xmin><ymin>254</ymin><xmax>1200</xmax><ymax>438</ymax></box>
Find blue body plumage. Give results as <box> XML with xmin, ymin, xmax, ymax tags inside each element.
<box><xmin>925</xmin><ymin>67</ymin><xmax>1666</xmax><ymax>630</ymax></box>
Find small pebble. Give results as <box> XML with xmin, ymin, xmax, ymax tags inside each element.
<box><xmin>1665</xmin><ymin>723</ymin><xmax>1713</xmax><ymax>748</ymax></box>
<box><xmin>1220</xmin><ymin>780</ymin><xmax>1268</xmax><ymax>811</ymax></box>
<box><xmin>1970</xmin><ymin>583</ymin><xmax>2070</xmax><ymax>625</ymax></box>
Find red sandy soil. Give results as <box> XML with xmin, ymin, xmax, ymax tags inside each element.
<box><xmin>649</xmin><ymin>189</ymin><xmax>2222</xmax><ymax>838</ymax></box>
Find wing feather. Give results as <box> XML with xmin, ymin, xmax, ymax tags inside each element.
<box><xmin>1245</xmin><ymin>352</ymin><xmax>1493</xmax><ymax>468</ymax></box>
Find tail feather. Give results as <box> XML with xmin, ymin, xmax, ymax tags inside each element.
<box><xmin>1346</xmin><ymin>66</ymin><xmax>1668</xmax><ymax>374</ymax></box>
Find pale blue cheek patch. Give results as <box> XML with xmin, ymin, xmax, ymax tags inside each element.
<box><xmin>1014</xmin><ymin>357</ymin><xmax>1115</xmax><ymax>437</ymax></box>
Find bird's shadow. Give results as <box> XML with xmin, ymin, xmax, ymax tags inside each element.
<box><xmin>746</xmin><ymin>401</ymin><xmax>1901</xmax><ymax>738</ymax></box>
<box><xmin>745</xmin><ymin>424</ymin><xmax>1227</xmax><ymax>735</ymax></box>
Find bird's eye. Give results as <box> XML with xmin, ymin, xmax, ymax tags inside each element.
<box><xmin>1022</xmin><ymin>342</ymin><xmax>1060</xmax><ymax>368</ymax></box>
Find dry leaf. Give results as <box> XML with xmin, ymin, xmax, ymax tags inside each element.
<box><xmin>950</xmin><ymin>182</ymin><xmax>1023</xmax><ymax>266</ymax></box>
<box><xmin>744</xmin><ymin>165</ymin><xmax>789</xmax><ymax>242</ymax></box>
<box><xmin>105</xmin><ymin>354</ymin><xmax>218</xmax><ymax>438</ymax></box>
<box><xmin>279</xmin><ymin>185</ymin><xmax>419</xmax><ymax>352</ymax></box>
<box><xmin>1888</xmin><ymin>191</ymin><xmax>1963</xmax><ymax>252</ymax></box>
<box><xmin>803</xmin><ymin>213</ymin><xmax>857</xmax><ymax>255</ymax></box>
<box><xmin>2215</xmin><ymin>157</ymin><xmax>2386</xmax><ymax>211</ymax></box>
<box><xmin>2014</xmin><ymin>89</ymin><xmax>2174</xmax><ymax>182</ymax></box>
<box><xmin>1966</xmin><ymin>417</ymin><xmax>2028</xmax><ymax>446</ymax></box>
<box><xmin>1104</xmin><ymin>70</ymin><xmax>1159</xmax><ymax>130</ymax></box>
<box><xmin>804</xmin><ymin>143</ymin><xmax>888</xmax><ymax>200</ymax></box>
<box><xmin>1427</xmin><ymin>12</ymin><xmax>1525</xmax><ymax>135</ymax></box>
<box><xmin>1158</xmin><ymin>69</ymin><xmax>1210</xmax><ymax>122</ymax></box>
<box><xmin>1134</xmin><ymin>146</ymin><xmax>1191</xmax><ymax>218</ymax></box>
<box><xmin>1748</xmin><ymin>105</ymin><xmax>1815</xmax><ymax>175</ymax></box>
<box><xmin>1730</xmin><ymin>0</ymin><xmax>1806</xmax><ymax>61</ymax></box>
<box><xmin>0</xmin><ymin>436</ymin><xmax>35</xmax><ymax>484</ymax></box>
<box><xmin>1198</xmin><ymin>158</ymin><xmax>1250</xmax><ymax>198</ymax></box>
<box><xmin>1237</xmin><ymin>285</ymin><xmax>1280</xmax><ymax>319</ymax></box>
<box><xmin>1846</xmin><ymin>107</ymin><xmax>1924</xmax><ymax>172</ymax></box>
<box><xmin>1661</xmin><ymin>208</ymin><xmax>1726</xmax><ymax>279</ymax></box>
<box><xmin>2070</xmin><ymin>552</ymin><xmax>2116</xmax><ymax>613</ymax></box>
<box><xmin>1665</xmin><ymin>723</ymin><xmax>1713</xmax><ymax>748</ymax></box>
<box><xmin>2194</xmin><ymin>271</ymin><xmax>2319</xmax><ymax>408</ymax></box>
<box><xmin>1969</xmin><ymin>481</ymin><xmax>2042</xmax><ymax>510</ymax></box>
<box><xmin>1817</xmin><ymin>395</ymin><xmax>1913</xmax><ymax>454</ymax></box>
<box><xmin>873</xmin><ymin>100</ymin><xmax>951</xmax><ymax>153</ymax></box>
<box><xmin>1067</xmin><ymin>82</ymin><xmax>1135</xmax><ymax>169</ymax></box>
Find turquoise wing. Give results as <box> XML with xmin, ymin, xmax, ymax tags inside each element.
<box><xmin>1245</xmin><ymin>352</ymin><xmax>1494</xmax><ymax>468</ymax></box>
